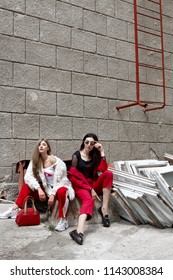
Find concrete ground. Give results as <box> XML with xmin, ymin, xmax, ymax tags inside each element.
<box><xmin>0</xmin><ymin>202</ymin><xmax>173</xmax><ymax>260</ymax></box>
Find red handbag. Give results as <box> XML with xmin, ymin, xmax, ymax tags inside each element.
<box><xmin>15</xmin><ymin>196</ymin><xmax>40</xmax><ymax>226</ymax></box>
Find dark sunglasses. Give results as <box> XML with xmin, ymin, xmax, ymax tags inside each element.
<box><xmin>84</xmin><ymin>140</ymin><xmax>96</xmax><ymax>147</ymax></box>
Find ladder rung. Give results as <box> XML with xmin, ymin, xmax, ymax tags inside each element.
<box><xmin>141</xmin><ymin>100</ymin><xmax>164</xmax><ymax>105</ymax></box>
<box><xmin>139</xmin><ymin>63</ymin><xmax>162</xmax><ymax>71</ymax></box>
<box><xmin>138</xmin><ymin>24</ymin><xmax>160</xmax><ymax>34</ymax></box>
<box><xmin>139</xmin><ymin>81</ymin><xmax>163</xmax><ymax>87</ymax></box>
<box><xmin>147</xmin><ymin>0</ymin><xmax>160</xmax><ymax>5</ymax></box>
<box><xmin>137</xmin><ymin>12</ymin><xmax>160</xmax><ymax>21</ymax></box>
<box><xmin>138</xmin><ymin>45</ymin><xmax>162</xmax><ymax>53</ymax></box>
<box><xmin>137</xmin><ymin>28</ymin><xmax>161</xmax><ymax>37</ymax></box>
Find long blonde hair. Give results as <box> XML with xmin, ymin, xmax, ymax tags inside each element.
<box><xmin>32</xmin><ymin>139</ymin><xmax>51</xmax><ymax>180</ymax></box>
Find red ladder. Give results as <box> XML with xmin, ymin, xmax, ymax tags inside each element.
<box><xmin>116</xmin><ymin>0</ymin><xmax>166</xmax><ymax>112</ymax></box>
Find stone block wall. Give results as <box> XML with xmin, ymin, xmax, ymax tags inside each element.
<box><xmin>0</xmin><ymin>0</ymin><xmax>173</xmax><ymax>184</ymax></box>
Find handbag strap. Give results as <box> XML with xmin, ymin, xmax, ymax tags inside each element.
<box><xmin>23</xmin><ymin>196</ymin><xmax>37</xmax><ymax>214</ymax></box>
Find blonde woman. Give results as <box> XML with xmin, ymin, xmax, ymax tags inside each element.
<box><xmin>0</xmin><ymin>139</ymin><xmax>75</xmax><ymax>231</ymax></box>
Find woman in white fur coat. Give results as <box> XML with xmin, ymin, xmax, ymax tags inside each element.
<box><xmin>0</xmin><ymin>139</ymin><xmax>75</xmax><ymax>231</ymax></box>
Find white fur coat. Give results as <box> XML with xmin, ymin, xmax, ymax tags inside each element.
<box><xmin>24</xmin><ymin>157</ymin><xmax>75</xmax><ymax>200</ymax></box>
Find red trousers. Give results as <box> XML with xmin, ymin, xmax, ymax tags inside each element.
<box><xmin>16</xmin><ymin>183</ymin><xmax>69</xmax><ymax>218</ymax></box>
<box><xmin>75</xmin><ymin>170</ymin><xmax>113</xmax><ymax>220</ymax></box>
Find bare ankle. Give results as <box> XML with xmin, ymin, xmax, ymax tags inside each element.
<box><xmin>12</xmin><ymin>204</ymin><xmax>19</xmax><ymax>210</ymax></box>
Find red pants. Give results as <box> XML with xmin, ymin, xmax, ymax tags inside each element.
<box><xmin>75</xmin><ymin>170</ymin><xmax>113</xmax><ymax>220</ymax></box>
<box><xmin>16</xmin><ymin>183</ymin><xmax>69</xmax><ymax>218</ymax></box>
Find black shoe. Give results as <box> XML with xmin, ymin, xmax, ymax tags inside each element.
<box><xmin>69</xmin><ymin>229</ymin><xmax>83</xmax><ymax>245</ymax></box>
<box><xmin>98</xmin><ymin>206</ymin><xmax>110</xmax><ymax>227</ymax></box>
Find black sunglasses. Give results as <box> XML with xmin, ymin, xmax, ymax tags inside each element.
<box><xmin>84</xmin><ymin>140</ymin><xmax>96</xmax><ymax>147</ymax></box>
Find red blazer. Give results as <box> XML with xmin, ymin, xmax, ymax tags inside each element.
<box><xmin>68</xmin><ymin>159</ymin><xmax>108</xmax><ymax>192</ymax></box>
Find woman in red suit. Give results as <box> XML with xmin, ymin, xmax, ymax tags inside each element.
<box><xmin>69</xmin><ymin>133</ymin><xmax>113</xmax><ymax>245</ymax></box>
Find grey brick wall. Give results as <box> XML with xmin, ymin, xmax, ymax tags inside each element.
<box><xmin>0</xmin><ymin>0</ymin><xmax>173</xmax><ymax>183</ymax></box>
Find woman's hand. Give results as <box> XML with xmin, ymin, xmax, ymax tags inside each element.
<box><xmin>94</xmin><ymin>142</ymin><xmax>105</xmax><ymax>156</ymax></box>
<box><xmin>48</xmin><ymin>194</ymin><xmax>55</xmax><ymax>207</ymax></box>
<box><xmin>91</xmin><ymin>189</ymin><xmax>101</xmax><ymax>201</ymax></box>
<box><xmin>38</xmin><ymin>187</ymin><xmax>46</xmax><ymax>201</ymax></box>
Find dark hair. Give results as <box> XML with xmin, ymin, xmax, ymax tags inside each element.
<box><xmin>80</xmin><ymin>133</ymin><xmax>101</xmax><ymax>177</ymax></box>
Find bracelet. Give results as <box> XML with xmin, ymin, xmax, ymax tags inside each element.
<box><xmin>101</xmin><ymin>156</ymin><xmax>106</xmax><ymax>159</ymax></box>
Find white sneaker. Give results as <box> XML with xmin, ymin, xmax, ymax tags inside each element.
<box><xmin>55</xmin><ymin>218</ymin><xmax>69</xmax><ymax>232</ymax></box>
<box><xmin>0</xmin><ymin>207</ymin><xmax>19</xmax><ymax>219</ymax></box>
